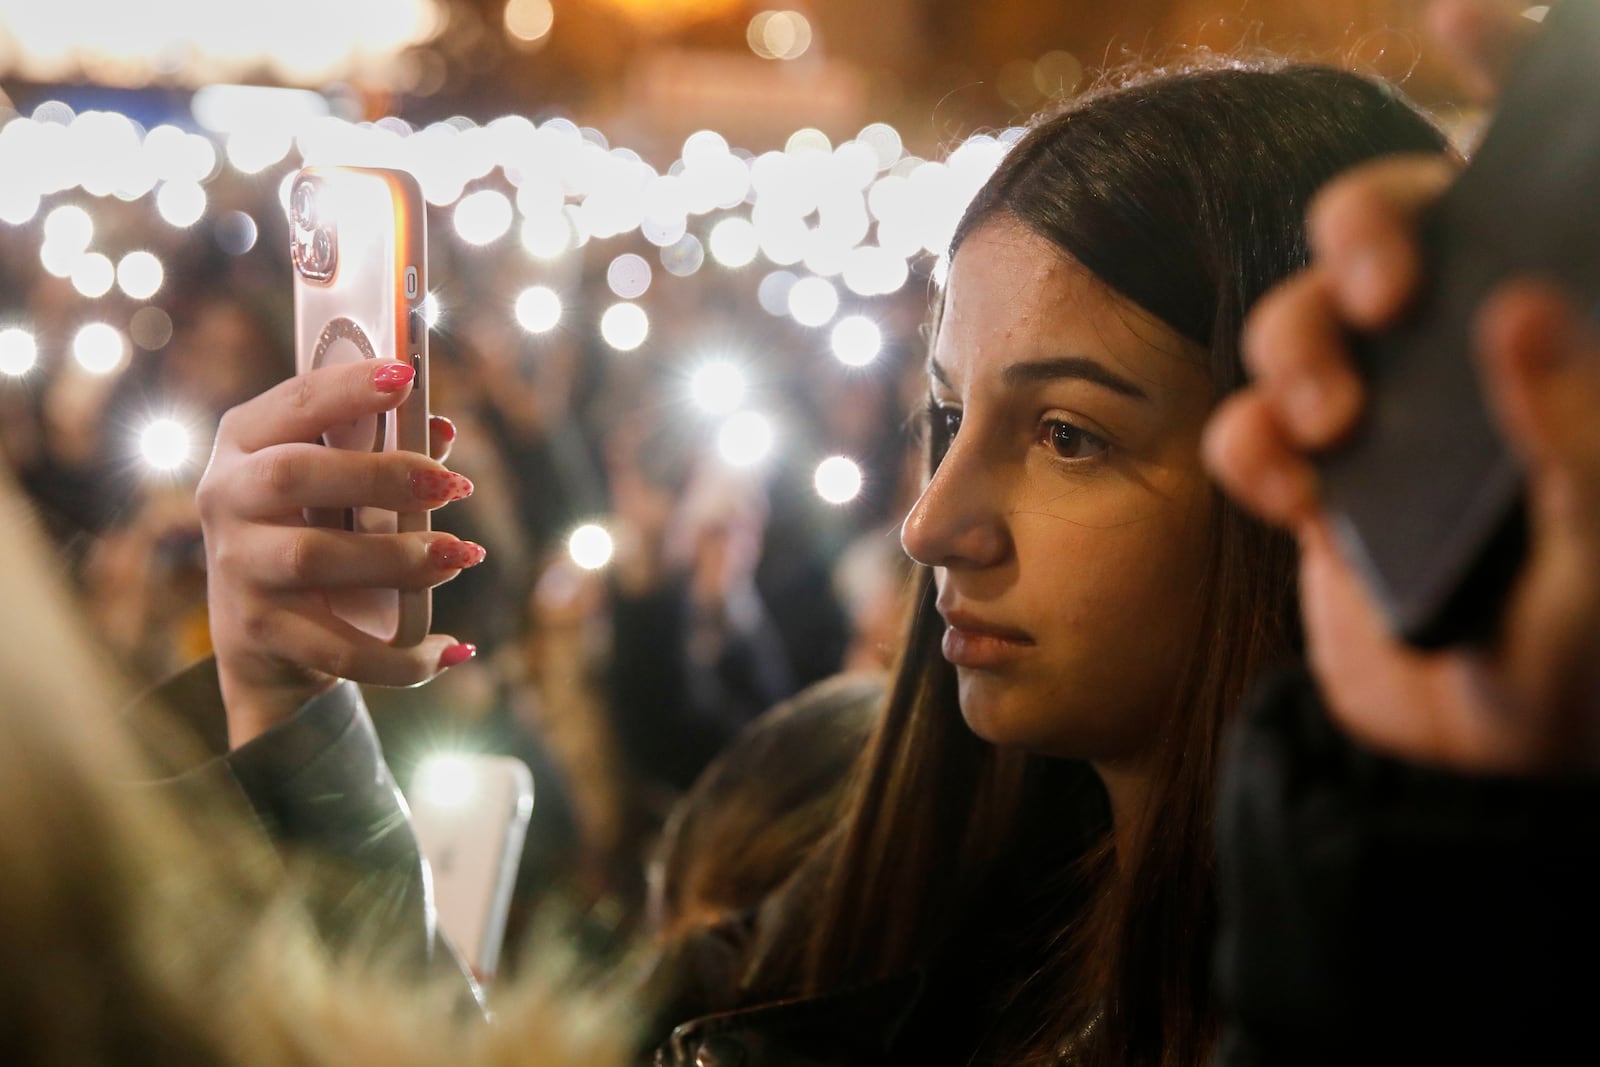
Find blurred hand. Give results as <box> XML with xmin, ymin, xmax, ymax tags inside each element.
<box><xmin>198</xmin><ymin>360</ymin><xmax>484</xmax><ymax>748</ymax></box>
<box><xmin>1206</xmin><ymin>142</ymin><xmax>1600</xmax><ymax>773</ymax></box>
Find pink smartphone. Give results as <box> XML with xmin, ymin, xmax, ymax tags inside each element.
<box><xmin>290</xmin><ymin>165</ymin><xmax>430</xmax><ymax>646</ymax></box>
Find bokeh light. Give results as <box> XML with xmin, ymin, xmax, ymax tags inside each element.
<box><xmin>514</xmin><ymin>285</ymin><xmax>562</xmax><ymax>334</ymax></box>
<box><xmin>600</xmin><ymin>302</ymin><xmax>649</xmax><ymax>351</ymax></box>
<box><xmin>830</xmin><ymin>315</ymin><xmax>882</xmax><ymax>367</ymax></box>
<box><xmin>520</xmin><ymin>213</ymin><xmax>571</xmax><ymax>258</ymax></box>
<box><xmin>568</xmin><ymin>523</ymin><xmax>614</xmax><ymax>570</ymax></box>
<box><xmin>659</xmin><ymin>233</ymin><xmax>705</xmax><ymax>277</ymax></box>
<box><xmin>504</xmin><ymin>0</ymin><xmax>555</xmax><ymax>42</ymax></box>
<box><xmin>116</xmin><ymin>251</ymin><xmax>165</xmax><ymax>300</ymax></box>
<box><xmin>156</xmin><ymin>181</ymin><xmax>207</xmax><ymax>228</ymax></box>
<box><xmin>139</xmin><ymin>418</ymin><xmax>192</xmax><ymax>471</ymax></box>
<box><xmin>690</xmin><ymin>361</ymin><xmax>746</xmax><ymax>415</ymax></box>
<box><xmin>0</xmin><ymin>328</ymin><xmax>38</xmax><ymax>377</ymax></box>
<box><xmin>70</xmin><ymin>252</ymin><xmax>116</xmax><ymax>298</ymax></box>
<box><xmin>748</xmin><ymin>10</ymin><xmax>813</xmax><ymax>60</ymax></box>
<box><xmin>709</xmin><ymin>216</ymin><xmax>759</xmax><ymax>268</ymax></box>
<box><xmin>607</xmin><ymin>253</ymin><xmax>653</xmax><ymax>299</ymax></box>
<box><xmin>814</xmin><ymin>455</ymin><xmax>863</xmax><ymax>504</ymax></box>
<box><xmin>43</xmin><ymin>205</ymin><xmax>93</xmax><ymax>251</ymax></box>
<box><xmin>717</xmin><ymin>411</ymin><xmax>775</xmax><ymax>468</ymax></box>
<box><xmin>454</xmin><ymin>189</ymin><xmax>514</xmax><ymax>245</ymax></box>
<box><xmin>130</xmin><ymin>307</ymin><xmax>174</xmax><ymax>351</ymax></box>
<box><xmin>786</xmin><ymin>275</ymin><xmax>839</xmax><ymax>327</ymax></box>
<box><xmin>72</xmin><ymin>322</ymin><xmax>127</xmax><ymax>375</ymax></box>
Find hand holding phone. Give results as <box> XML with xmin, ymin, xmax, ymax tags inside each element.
<box><xmin>291</xmin><ymin>166</ymin><xmax>432</xmax><ymax>646</ymax></box>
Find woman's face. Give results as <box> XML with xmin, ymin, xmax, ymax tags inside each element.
<box><xmin>901</xmin><ymin>216</ymin><xmax>1216</xmax><ymax>763</ymax></box>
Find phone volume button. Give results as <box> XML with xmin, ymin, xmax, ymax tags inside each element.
<box><xmin>408</xmin><ymin>307</ymin><xmax>425</xmax><ymax>345</ymax></box>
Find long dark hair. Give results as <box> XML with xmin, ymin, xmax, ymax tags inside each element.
<box><xmin>743</xmin><ymin>62</ymin><xmax>1449</xmax><ymax>1066</ymax></box>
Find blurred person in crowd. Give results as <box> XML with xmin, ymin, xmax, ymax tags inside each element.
<box><xmin>831</xmin><ymin>525</ymin><xmax>914</xmax><ymax>674</ymax></box>
<box><xmin>0</xmin><ymin>461</ymin><xmax>626</xmax><ymax>1067</ymax></box>
<box><xmin>177</xmin><ymin>59</ymin><xmax>1453</xmax><ymax>1067</ymax></box>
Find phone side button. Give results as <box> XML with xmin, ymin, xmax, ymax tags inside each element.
<box><xmin>408</xmin><ymin>307</ymin><xmax>426</xmax><ymax>345</ymax></box>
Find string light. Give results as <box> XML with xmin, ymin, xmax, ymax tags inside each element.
<box><xmin>568</xmin><ymin>523</ymin><xmax>614</xmax><ymax>570</ymax></box>
<box><xmin>830</xmin><ymin>316</ymin><xmax>882</xmax><ymax>367</ymax></box>
<box><xmin>72</xmin><ymin>322</ymin><xmax>127</xmax><ymax>375</ymax></box>
<box><xmin>514</xmin><ymin>286</ymin><xmax>562</xmax><ymax>334</ymax></box>
<box><xmin>117</xmin><ymin>252</ymin><xmax>164</xmax><ymax>300</ymax></box>
<box><xmin>600</xmin><ymin>302</ymin><xmax>649</xmax><ymax>351</ymax></box>
<box><xmin>814</xmin><ymin>456</ymin><xmax>863</xmax><ymax>504</ymax></box>
<box><xmin>138</xmin><ymin>418</ymin><xmax>192</xmax><ymax>471</ymax></box>
<box><xmin>0</xmin><ymin>328</ymin><xmax>37</xmax><ymax>376</ymax></box>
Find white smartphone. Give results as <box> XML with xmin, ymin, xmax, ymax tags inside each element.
<box><xmin>290</xmin><ymin>165</ymin><xmax>431</xmax><ymax>646</ymax></box>
<box><xmin>406</xmin><ymin>754</ymin><xmax>535</xmax><ymax>980</ymax></box>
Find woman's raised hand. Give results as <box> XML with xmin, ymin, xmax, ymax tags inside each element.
<box><xmin>198</xmin><ymin>359</ymin><xmax>485</xmax><ymax>748</ymax></box>
<box><xmin>1205</xmin><ymin>150</ymin><xmax>1600</xmax><ymax>774</ymax></box>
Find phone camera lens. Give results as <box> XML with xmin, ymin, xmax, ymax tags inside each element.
<box><xmin>292</xmin><ymin>182</ymin><xmax>317</xmax><ymax>230</ymax></box>
<box><xmin>311</xmin><ymin>229</ymin><xmax>332</xmax><ymax>269</ymax></box>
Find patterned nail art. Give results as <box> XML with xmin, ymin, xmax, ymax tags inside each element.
<box><xmin>410</xmin><ymin>469</ymin><xmax>474</xmax><ymax>503</ymax></box>
<box><xmin>428</xmin><ymin>540</ymin><xmax>487</xmax><ymax>569</ymax></box>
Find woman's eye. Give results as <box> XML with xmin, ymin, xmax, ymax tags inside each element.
<box><xmin>938</xmin><ymin>407</ymin><xmax>963</xmax><ymax>438</ymax></box>
<box><xmin>1041</xmin><ymin>419</ymin><xmax>1107</xmax><ymax>461</ymax></box>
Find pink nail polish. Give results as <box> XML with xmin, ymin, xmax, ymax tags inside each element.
<box><xmin>410</xmin><ymin>470</ymin><xmax>474</xmax><ymax>503</ymax></box>
<box><xmin>431</xmin><ymin>415</ymin><xmax>457</xmax><ymax>444</ymax></box>
<box><xmin>428</xmin><ymin>540</ymin><xmax>487</xmax><ymax>569</ymax></box>
<box><xmin>374</xmin><ymin>362</ymin><xmax>416</xmax><ymax>392</ymax></box>
<box><xmin>439</xmin><ymin>643</ymin><xmax>477</xmax><ymax>669</ymax></box>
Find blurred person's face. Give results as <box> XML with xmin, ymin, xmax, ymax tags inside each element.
<box><xmin>900</xmin><ymin>217</ymin><xmax>1215</xmax><ymax>767</ymax></box>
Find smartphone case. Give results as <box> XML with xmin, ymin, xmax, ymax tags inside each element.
<box><xmin>291</xmin><ymin>166</ymin><xmax>430</xmax><ymax>646</ymax></box>
<box><xmin>1317</xmin><ymin>0</ymin><xmax>1600</xmax><ymax>647</ymax></box>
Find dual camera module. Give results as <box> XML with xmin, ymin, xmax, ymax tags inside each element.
<box><xmin>290</xmin><ymin>176</ymin><xmax>337</xmax><ymax>282</ymax></box>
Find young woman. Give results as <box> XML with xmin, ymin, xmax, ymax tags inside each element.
<box><xmin>186</xmin><ymin>60</ymin><xmax>1451</xmax><ymax>1067</ymax></box>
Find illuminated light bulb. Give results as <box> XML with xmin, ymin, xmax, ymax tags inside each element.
<box><xmin>43</xmin><ymin>204</ymin><xmax>94</xmax><ymax>252</ymax></box>
<box><xmin>423</xmin><ymin>293</ymin><xmax>443</xmax><ymax>328</ymax></box>
<box><xmin>786</xmin><ymin>276</ymin><xmax>839</xmax><ymax>327</ymax></box>
<box><xmin>71</xmin><ymin>253</ymin><xmax>116</xmax><ymax>298</ymax></box>
<box><xmin>757</xmin><ymin>270</ymin><xmax>798</xmax><ymax>316</ymax></box>
<box><xmin>129</xmin><ymin>307</ymin><xmax>174</xmax><ymax>351</ymax></box>
<box><xmin>830</xmin><ymin>316</ymin><xmax>882</xmax><ymax>367</ymax></box>
<box><xmin>139</xmin><ymin>418</ymin><xmax>191</xmax><ymax>471</ymax></box>
<box><xmin>814</xmin><ymin>456</ymin><xmax>863</xmax><ymax>504</ymax></box>
<box><xmin>453</xmin><ymin>189</ymin><xmax>513</xmax><ymax>245</ymax></box>
<box><xmin>514</xmin><ymin>286</ymin><xmax>562</xmax><ymax>334</ymax></box>
<box><xmin>156</xmin><ymin>181</ymin><xmax>207</xmax><ymax>228</ymax></box>
<box><xmin>607</xmin><ymin>253</ymin><xmax>653</xmax><ymax>299</ymax></box>
<box><xmin>505</xmin><ymin>0</ymin><xmax>555</xmax><ymax>42</ymax></box>
<box><xmin>567</xmin><ymin>523</ymin><xmax>614</xmax><ymax>571</ymax></box>
<box><xmin>690</xmin><ymin>361</ymin><xmax>746</xmax><ymax>415</ymax></box>
<box><xmin>659</xmin><ymin>234</ymin><xmax>705</xmax><ymax>277</ymax></box>
<box><xmin>708</xmin><ymin>216</ymin><xmax>759</xmax><ymax>268</ymax></box>
<box><xmin>600</xmin><ymin>302</ymin><xmax>648</xmax><ymax>351</ymax></box>
<box><xmin>520</xmin><ymin>213</ymin><xmax>571</xmax><ymax>259</ymax></box>
<box><xmin>857</xmin><ymin>122</ymin><xmax>904</xmax><ymax>172</ymax></box>
<box><xmin>716</xmin><ymin>411</ymin><xmax>774</xmax><ymax>468</ymax></box>
<box><xmin>0</xmin><ymin>328</ymin><xmax>38</xmax><ymax>376</ymax></box>
<box><xmin>72</xmin><ymin>322</ymin><xmax>127</xmax><ymax>375</ymax></box>
<box><xmin>116</xmin><ymin>251</ymin><xmax>164</xmax><ymax>300</ymax></box>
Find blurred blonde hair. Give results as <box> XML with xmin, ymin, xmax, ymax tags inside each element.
<box><xmin>0</xmin><ymin>468</ymin><xmax>627</xmax><ymax>1067</ymax></box>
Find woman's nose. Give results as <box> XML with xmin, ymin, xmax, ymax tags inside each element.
<box><xmin>900</xmin><ymin>449</ymin><xmax>1009</xmax><ymax>570</ymax></box>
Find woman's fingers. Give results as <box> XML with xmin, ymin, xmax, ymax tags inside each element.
<box><xmin>1306</xmin><ymin>154</ymin><xmax>1457</xmax><ymax>330</ymax></box>
<box><xmin>429</xmin><ymin>415</ymin><xmax>457</xmax><ymax>463</ymax></box>
<box><xmin>1241</xmin><ymin>270</ymin><xmax>1367</xmax><ymax>449</ymax></box>
<box><xmin>218</xmin><ymin>526</ymin><xmax>487</xmax><ymax>592</ymax></box>
<box><xmin>1426</xmin><ymin>0</ymin><xmax>1541</xmax><ymax>102</ymax></box>
<box><xmin>245</xmin><ymin>608</ymin><xmax>472</xmax><ymax>689</ymax></box>
<box><xmin>1203</xmin><ymin>390</ymin><xmax>1320</xmax><ymax>528</ymax></box>
<box><xmin>219</xmin><ymin>359</ymin><xmax>416</xmax><ymax>454</ymax></box>
<box><xmin>220</xmin><ymin>443</ymin><xmax>472</xmax><ymax>519</ymax></box>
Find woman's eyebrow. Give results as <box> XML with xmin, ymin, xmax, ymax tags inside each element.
<box><xmin>1001</xmin><ymin>356</ymin><xmax>1151</xmax><ymax>402</ymax></box>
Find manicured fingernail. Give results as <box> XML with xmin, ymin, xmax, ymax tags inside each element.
<box><xmin>374</xmin><ymin>362</ymin><xmax>416</xmax><ymax>392</ymax></box>
<box><xmin>430</xmin><ymin>415</ymin><xmax>457</xmax><ymax>443</ymax></box>
<box><xmin>439</xmin><ymin>643</ymin><xmax>477</xmax><ymax>669</ymax></box>
<box><xmin>428</xmin><ymin>539</ymin><xmax>487</xmax><ymax>569</ymax></box>
<box><xmin>410</xmin><ymin>469</ymin><xmax>473</xmax><ymax>503</ymax></box>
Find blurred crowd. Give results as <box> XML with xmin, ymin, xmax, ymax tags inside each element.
<box><xmin>0</xmin><ymin>138</ymin><xmax>925</xmax><ymax>963</ymax></box>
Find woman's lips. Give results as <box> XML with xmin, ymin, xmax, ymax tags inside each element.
<box><xmin>939</xmin><ymin>611</ymin><xmax>1034</xmax><ymax>669</ymax></box>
